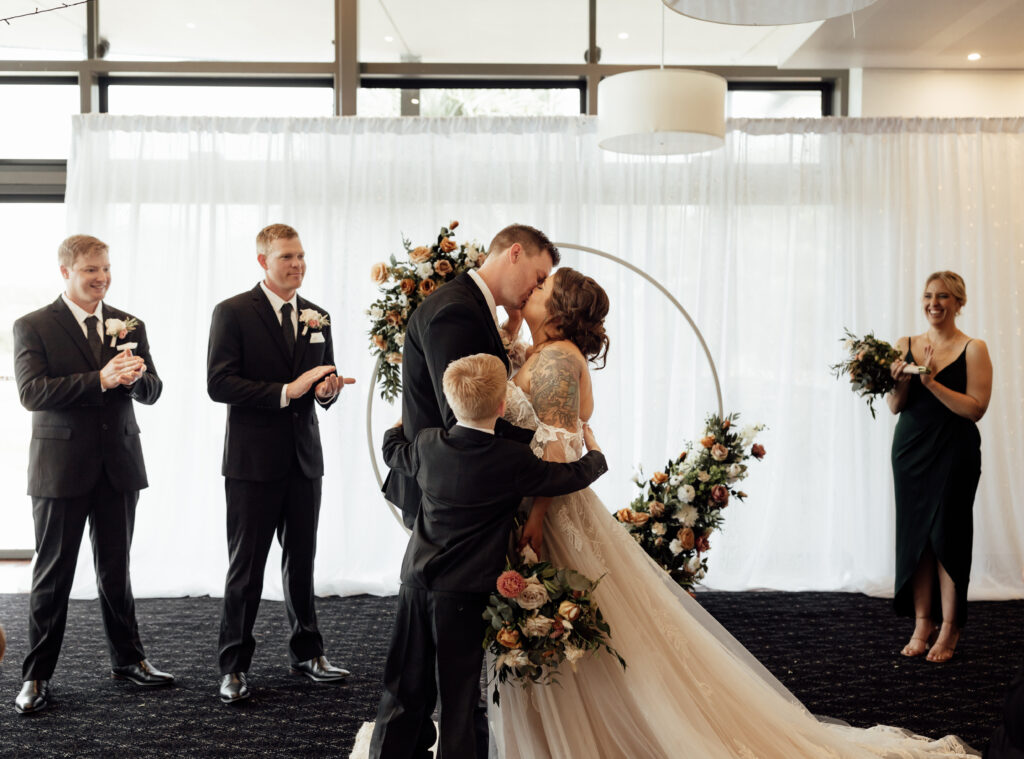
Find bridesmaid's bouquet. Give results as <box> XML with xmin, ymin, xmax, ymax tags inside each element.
<box><xmin>829</xmin><ymin>329</ymin><xmax>928</xmax><ymax>418</ymax></box>
<box><xmin>366</xmin><ymin>221</ymin><xmax>488</xmax><ymax>402</ymax></box>
<box><xmin>483</xmin><ymin>548</ymin><xmax>625</xmax><ymax>705</ymax></box>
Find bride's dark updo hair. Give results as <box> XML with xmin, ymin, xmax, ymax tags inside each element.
<box><xmin>545</xmin><ymin>267</ymin><xmax>610</xmax><ymax>368</ymax></box>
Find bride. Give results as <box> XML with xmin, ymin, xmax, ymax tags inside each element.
<box><xmin>491</xmin><ymin>266</ymin><xmax>977</xmax><ymax>759</ymax></box>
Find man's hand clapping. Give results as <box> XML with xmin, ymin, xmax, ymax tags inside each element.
<box><xmin>285</xmin><ymin>365</ymin><xmax>356</xmax><ymax>401</ymax></box>
<box><xmin>100</xmin><ymin>349</ymin><xmax>146</xmax><ymax>390</ymax></box>
<box><xmin>314</xmin><ymin>372</ymin><xmax>356</xmax><ymax>401</ymax></box>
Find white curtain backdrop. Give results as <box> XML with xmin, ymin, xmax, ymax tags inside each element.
<box><xmin>60</xmin><ymin>114</ymin><xmax>1024</xmax><ymax>601</ymax></box>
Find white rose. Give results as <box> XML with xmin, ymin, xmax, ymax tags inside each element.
<box><xmin>498</xmin><ymin>649</ymin><xmax>530</xmax><ymax>669</ymax></box>
<box><xmin>564</xmin><ymin>645</ymin><xmax>586</xmax><ymax>665</ymax></box>
<box><xmin>520</xmin><ymin>544</ymin><xmax>540</xmax><ymax>566</ymax></box>
<box><xmin>676</xmin><ymin>504</ymin><xmax>698</xmax><ymax>528</ymax></box>
<box><xmin>415</xmin><ymin>262</ymin><xmax>435</xmax><ymax>279</ymax></box>
<box><xmin>740</xmin><ymin>425</ymin><xmax>760</xmax><ymax>446</ymax></box>
<box><xmin>669</xmin><ymin>538</ymin><xmax>683</xmax><ymax>555</ymax></box>
<box><xmin>669</xmin><ymin>474</ymin><xmax>683</xmax><ymax>487</ymax></box>
<box><xmin>516</xmin><ymin>576</ymin><xmax>550</xmax><ymax>610</ymax></box>
<box><xmin>727</xmin><ymin>463</ymin><xmax>743</xmax><ymax>482</ymax></box>
<box><xmin>395</xmin><ymin>333</ymin><xmax>406</xmax><ymax>347</ymax></box>
<box><xmin>651</xmin><ymin>521</ymin><xmax>666</xmax><ymax>536</ymax></box>
<box><xmin>398</xmin><ymin>294</ymin><xmax>409</xmax><ymax>308</ymax></box>
<box><xmin>697</xmin><ymin>470</ymin><xmax>711</xmax><ymax>483</ymax></box>
<box><xmin>677</xmin><ymin>484</ymin><xmax>696</xmax><ymax>503</ymax></box>
<box><xmin>368</xmin><ymin>306</ymin><xmax>384</xmax><ymax>320</ymax></box>
<box><xmin>521</xmin><ymin>613</ymin><xmax>554</xmax><ymax>638</ymax></box>
<box><xmin>685</xmin><ymin>556</ymin><xmax>702</xmax><ymax>574</ymax></box>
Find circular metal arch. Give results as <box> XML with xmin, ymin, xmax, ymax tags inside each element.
<box><xmin>367</xmin><ymin>241</ymin><xmax>725</xmax><ymax>533</ymax></box>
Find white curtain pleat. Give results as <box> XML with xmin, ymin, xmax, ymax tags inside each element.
<box><xmin>62</xmin><ymin>114</ymin><xmax>1024</xmax><ymax>601</ymax></box>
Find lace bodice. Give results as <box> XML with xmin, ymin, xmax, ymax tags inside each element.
<box><xmin>504</xmin><ymin>381</ymin><xmax>584</xmax><ymax>463</ymax></box>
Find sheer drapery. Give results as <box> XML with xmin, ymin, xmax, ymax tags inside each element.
<box><xmin>60</xmin><ymin>114</ymin><xmax>1023</xmax><ymax>600</ymax></box>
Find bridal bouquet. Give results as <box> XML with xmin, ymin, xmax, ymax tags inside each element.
<box><xmin>483</xmin><ymin>548</ymin><xmax>625</xmax><ymax>705</ymax></box>
<box><xmin>367</xmin><ymin>222</ymin><xmax>488</xmax><ymax>402</ymax></box>
<box><xmin>618</xmin><ymin>413</ymin><xmax>765</xmax><ymax>592</ymax></box>
<box><xmin>829</xmin><ymin>329</ymin><xmax>927</xmax><ymax>418</ymax></box>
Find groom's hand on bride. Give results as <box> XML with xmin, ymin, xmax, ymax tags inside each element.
<box><xmin>582</xmin><ymin>423</ymin><xmax>601</xmax><ymax>453</ymax></box>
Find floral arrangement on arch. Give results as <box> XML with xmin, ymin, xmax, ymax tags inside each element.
<box><xmin>617</xmin><ymin>413</ymin><xmax>765</xmax><ymax>592</ymax></box>
<box><xmin>483</xmin><ymin>548</ymin><xmax>625</xmax><ymax>705</ymax></box>
<box><xmin>367</xmin><ymin>221</ymin><xmax>488</xmax><ymax>403</ymax></box>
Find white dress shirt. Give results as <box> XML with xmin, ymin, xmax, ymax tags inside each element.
<box><xmin>259</xmin><ymin>281</ymin><xmax>299</xmax><ymax>409</ymax></box>
<box><xmin>61</xmin><ymin>294</ymin><xmax>106</xmax><ymax>390</ymax></box>
<box><xmin>467</xmin><ymin>269</ymin><xmax>500</xmax><ymax>328</ymax></box>
<box><xmin>455</xmin><ymin>421</ymin><xmax>495</xmax><ymax>435</ymax></box>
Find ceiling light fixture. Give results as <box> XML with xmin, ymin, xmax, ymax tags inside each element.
<box><xmin>967</xmin><ymin>52</ymin><xmax>981</xmax><ymax>61</ymax></box>
<box><xmin>598</xmin><ymin>4</ymin><xmax>725</xmax><ymax>155</ymax></box>
<box><xmin>662</xmin><ymin>0</ymin><xmax>880</xmax><ymax>25</ymax></box>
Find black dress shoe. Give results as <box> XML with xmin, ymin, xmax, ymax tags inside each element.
<box><xmin>218</xmin><ymin>672</ymin><xmax>250</xmax><ymax>704</ymax></box>
<box><xmin>111</xmin><ymin>659</ymin><xmax>175</xmax><ymax>686</ymax></box>
<box><xmin>14</xmin><ymin>680</ymin><xmax>49</xmax><ymax>714</ymax></box>
<box><xmin>290</xmin><ymin>655</ymin><xmax>350</xmax><ymax>683</ymax></box>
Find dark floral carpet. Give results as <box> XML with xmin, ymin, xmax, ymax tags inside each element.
<box><xmin>0</xmin><ymin>592</ymin><xmax>1018</xmax><ymax>757</ymax></box>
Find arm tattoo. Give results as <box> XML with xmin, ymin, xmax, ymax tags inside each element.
<box><xmin>530</xmin><ymin>348</ymin><xmax>580</xmax><ymax>429</ymax></box>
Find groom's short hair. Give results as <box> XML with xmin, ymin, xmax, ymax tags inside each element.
<box><xmin>443</xmin><ymin>354</ymin><xmax>507</xmax><ymax>422</ymax></box>
<box><xmin>487</xmin><ymin>224</ymin><xmax>560</xmax><ymax>266</ymax></box>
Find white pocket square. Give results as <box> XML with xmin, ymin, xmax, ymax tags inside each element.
<box><xmin>309</xmin><ymin>332</ymin><xmax>325</xmax><ymax>344</ymax></box>
<box><xmin>116</xmin><ymin>342</ymin><xmax>138</xmax><ymax>351</ymax></box>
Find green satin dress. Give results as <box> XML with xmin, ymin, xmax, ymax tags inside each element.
<box><xmin>891</xmin><ymin>339</ymin><xmax>981</xmax><ymax>627</ymax></box>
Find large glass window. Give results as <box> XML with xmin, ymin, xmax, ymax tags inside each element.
<box><xmin>727</xmin><ymin>88</ymin><xmax>826</xmax><ymax>118</ymax></box>
<box><xmin>0</xmin><ymin>3</ymin><xmax>86</xmax><ymax>60</ymax></box>
<box><xmin>359</xmin><ymin>0</ymin><xmax>588</xmax><ymax>64</ymax></box>
<box><xmin>105</xmin><ymin>82</ymin><xmax>334</xmax><ymax>117</ymax></box>
<box><xmin>100</xmin><ymin>0</ymin><xmax>335</xmax><ymax>61</ymax></box>
<box><xmin>0</xmin><ymin>203</ymin><xmax>67</xmax><ymax>551</ymax></box>
<box><xmin>0</xmin><ymin>81</ymin><xmax>80</xmax><ymax>158</ymax></box>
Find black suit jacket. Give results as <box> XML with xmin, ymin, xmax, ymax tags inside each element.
<box><xmin>383</xmin><ymin>273</ymin><xmax>523</xmax><ymax>518</ymax></box>
<box><xmin>13</xmin><ymin>297</ymin><xmax>162</xmax><ymax>499</ymax></box>
<box><xmin>207</xmin><ymin>284</ymin><xmax>336</xmax><ymax>482</ymax></box>
<box><xmin>383</xmin><ymin>425</ymin><xmax>607</xmax><ymax>593</ymax></box>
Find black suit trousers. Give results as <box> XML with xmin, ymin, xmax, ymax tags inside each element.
<box><xmin>23</xmin><ymin>469</ymin><xmax>145</xmax><ymax>680</ymax></box>
<box><xmin>370</xmin><ymin>584</ymin><xmax>490</xmax><ymax>759</ymax></box>
<box><xmin>217</xmin><ymin>465</ymin><xmax>323</xmax><ymax>673</ymax></box>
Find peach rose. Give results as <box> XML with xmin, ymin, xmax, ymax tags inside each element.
<box><xmin>370</xmin><ymin>262</ymin><xmax>389</xmax><ymax>284</ymax></box>
<box><xmin>615</xmin><ymin>508</ymin><xmax>634</xmax><ymax>523</ymax></box>
<box><xmin>557</xmin><ymin>600</ymin><xmax>582</xmax><ymax>621</ymax></box>
<box><xmin>700</xmin><ymin>435</ymin><xmax>716</xmax><ymax>449</ymax></box>
<box><xmin>385</xmin><ymin>310</ymin><xmax>402</xmax><ymax>326</ymax></box>
<box><xmin>434</xmin><ymin>259</ymin><xmax>454</xmax><ymax>275</ymax></box>
<box><xmin>439</xmin><ymin>237</ymin><xmax>457</xmax><ymax>253</ymax></box>
<box><xmin>629</xmin><ymin>511</ymin><xmax>650</xmax><ymax>526</ymax></box>
<box><xmin>409</xmin><ymin>246</ymin><xmax>432</xmax><ymax>263</ymax></box>
<box><xmin>372</xmin><ymin>334</ymin><xmax>388</xmax><ymax>351</ymax></box>
<box><xmin>385</xmin><ymin>352</ymin><xmax>403</xmax><ymax>365</ymax></box>
<box><xmin>496</xmin><ymin>627</ymin><xmax>521</xmax><ymax>649</ymax></box>
<box><xmin>649</xmin><ymin>501</ymin><xmax>666</xmax><ymax>517</ymax></box>
<box><xmin>651</xmin><ymin>471</ymin><xmax>669</xmax><ymax>485</ymax></box>
<box><xmin>677</xmin><ymin>527</ymin><xmax>695</xmax><ymax>550</ymax></box>
<box><xmin>751</xmin><ymin>443</ymin><xmax>766</xmax><ymax>459</ymax></box>
<box><xmin>497</xmin><ymin>570</ymin><xmax>527</xmax><ymax>598</ymax></box>
<box><xmin>711</xmin><ymin>444</ymin><xmax>729</xmax><ymax>462</ymax></box>
<box><xmin>654</xmin><ymin>536</ymin><xmax>665</xmax><ymax>547</ymax></box>
<box><xmin>711</xmin><ymin>484</ymin><xmax>730</xmax><ymax>505</ymax></box>
<box><xmin>400</xmin><ymin>278</ymin><xmax>416</xmax><ymax>295</ymax></box>
<box><xmin>419</xmin><ymin>278</ymin><xmax>437</xmax><ymax>296</ymax></box>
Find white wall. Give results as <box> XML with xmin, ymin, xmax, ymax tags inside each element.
<box><xmin>859</xmin><ymin>68</ymin><xmax>1024</xmax><ymax>117</ymax></box>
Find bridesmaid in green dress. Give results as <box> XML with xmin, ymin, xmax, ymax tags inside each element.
<box><xmin>888</xmin><ymin>271</ymin><xmax>993</xmax><ymax>663</ymax></box>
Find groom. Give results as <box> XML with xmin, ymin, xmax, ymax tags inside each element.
<box><xmin>383</xmin><ymin>223</ymin><xmax>560</xmax><ymax>529</ymax></box>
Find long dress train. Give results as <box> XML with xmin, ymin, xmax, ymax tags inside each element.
<box><xmin>490</xmin><ymin>381</ymin><xmax>976</xmax><ymax>759</ymax></box>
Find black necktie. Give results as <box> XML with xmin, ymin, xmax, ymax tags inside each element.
<box><xmin>280</xmin><ymin>303</ymin><xmax>295</xmax><ymax>356</ymax></box>
<box><xmin>84</xmin><ymin>315</ymin><xmax>102</xmax><ymax>365</ymax></box>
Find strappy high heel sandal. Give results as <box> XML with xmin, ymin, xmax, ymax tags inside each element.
<box><xmin>900</xmin><ymin>617</ymin><xmax>937</xmax><ymax>657</ymax></box>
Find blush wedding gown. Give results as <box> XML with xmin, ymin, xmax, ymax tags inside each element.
<box><xmin>488</xmin><ymin>380</ymin><xmax>977</xmax><ymax>759</ymax></box>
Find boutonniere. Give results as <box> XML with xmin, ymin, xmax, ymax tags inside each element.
<box><xmin>299</xmin><ymin>309</ymin><xmax>330</xmax><ymax>336</ymax></box>
<box><xmin>104</xmin><ymin>317</ymin><xmax>139</xmax><ymax>347</ymax></box>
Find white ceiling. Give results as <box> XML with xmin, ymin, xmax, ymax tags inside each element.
<box><xmin>0</xmin><ymin>0</ymin><xmax>1020</xmax><ymax>69</ymax></box>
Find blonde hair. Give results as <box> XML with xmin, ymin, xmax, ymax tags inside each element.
<box><xmin>58</xmin><ymin>235</ymin><xmax>108</xmax><ymax>269</ymax></box>
<box><xmin>925</xmin><ymin>271</ymin><xmax>967</xmax><ymax>310</ymax></box>
<box><xmin>257</xmin><ymin>223</ymin><xmax>300</xmax><ymax>257</ymax></box>
<box><xmin>443</xmin><ymin>354</ymin><xmax>507</xmax><ymax>422</ymax></box>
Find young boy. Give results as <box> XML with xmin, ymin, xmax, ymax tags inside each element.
<box><xmin>369</xmin><ymin>353</ymin><xmax>607</xmax><ymax>759</ymax></box>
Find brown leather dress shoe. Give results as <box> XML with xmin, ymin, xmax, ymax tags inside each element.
<box><xmin>290</xmin><ymin>655</ymin><xmax>350</xmax><ymax>683</ymax></box>
<box><xmin>15</xmin><ymin>680</ymin><xmax>49</xmax><ymax>714</ymax></box>
<box><xmin>218</xmin><ymin>672</ymin><xmax>251</xmax><ymax>704</ymax></box>
<box><xmin>111</xmin><ymin>659</ymin><xmax>175</xmax><ymax>686</ymax></box>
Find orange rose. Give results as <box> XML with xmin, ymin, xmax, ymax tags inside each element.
<box><xmin>434</xmin><ymin>259</ymin><xmax>454</xmax><ymax>275</ymax></box>
<box><xmin>651</xmin><ymin>471</ymin><xmax>669</xmax><ymax>485</ymax></box>
<box><xmin>400</xmin><ymin>278</ymin><xmax>416</xmax><ymax>295</ymax></box>
<box><xmin>385</xmin><ymin>310</ymin><xmax>402</xmax><ymax>326</ymax></box>
<box><xmin>419</xmin><ymin>278</ymin><xmax>437</xmax><ymax>295</ymax></box>
<box><xmin>557</xmin><ymin>600</ymin><xmax>581</xmax><ymax>621</ymax></box>
<box><xmin>677</xmin><ymin>527</ymin><xmax>695</xmax><ymax>550</ymax></box>
<box><xmin>496</xmin><ymin>627</ymin><xmax>521</xmax><ymax>649</ymax></box>
<box><xmin>370</xmin><ymin>262</ymin><xmax>389</xmax><ymax>284</ymax></box>
<box><xmin>409</xmin><ymin>246</ymin><xmax>432</xmax><ymax>263</ymax></box>
<box><xmin>372</xmin><ymin>334</ymin><xmax>387</xmax><ymax>351</ymax></box>
<box><xmin>721</xmin><ymin>419</ymin><xmax>731</xmax><ymax>430</ymax></box>
<box><xmin>700</xmin><ymin>435</ymin><xmax>716</xmax><ymax>449</ymax></box>
<box><xmin>449</xmin><ymin>220</ymin><xmax>459</xmax><ymax>230</ymax></box>
<box><xmin>629</xmin><ymin>511</ymin><xmax>650</xmax><ymax>526</ymax></box>
<box><xmin>439</xmin><ymin>238</ymin><xmax>457</xmax><ymax>253</ymax></box>
<box><xmin>615</xmin><ymin>508</ymin><xmax>633</xmax><ymax>523</ymax></box>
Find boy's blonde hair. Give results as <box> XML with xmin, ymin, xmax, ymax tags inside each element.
<box><xmin>443</xmin><ymin>353</ymin><xmax>507</xmax><ymax>422</ymax></box>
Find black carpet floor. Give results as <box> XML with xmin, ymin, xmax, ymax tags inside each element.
<box><xmin>0</xmin><ymin>592</ymin><xmax>1019</xmax><ymax>757</ymax></box>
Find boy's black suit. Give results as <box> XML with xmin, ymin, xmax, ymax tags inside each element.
<box><xmin>13</xmin><ymin>297</ymin><xmax>161</xmax><ymax>679</ymax></box>
<box><xmin>370</xmin><ymin>424</ymin><xmax>607</xmax><ymax>759</ymax></box>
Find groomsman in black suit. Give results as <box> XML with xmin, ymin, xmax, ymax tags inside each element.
<box><xmin>383</xmin><ymin>223</ymin><xmax>560</xmax><ymax>529</ymax></box>
<box><xmin>12</xmin><ymin>234</ymin><xmax>173</xmax><ymax>715</ymax></box>
<box><xmin>207</xmin><ymin>223</ymin><xmax>355</xmax><ymax>704</ymax></box>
